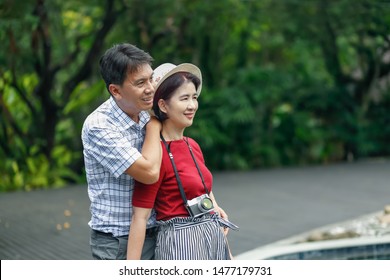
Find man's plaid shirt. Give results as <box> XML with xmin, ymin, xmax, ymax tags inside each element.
<box><xmin>82</xmin><ymin>97</ymin><xmax>156</xmax><ymax>237</ymax></box>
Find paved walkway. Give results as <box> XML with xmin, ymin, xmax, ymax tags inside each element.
<box><xmin>1</xmin><ymin>159</ymin><xmax>389</xmax><ymax>260</ymax></box>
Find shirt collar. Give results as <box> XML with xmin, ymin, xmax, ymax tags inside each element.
<box><xmin>109</xmin><ymin>97</ymin><xmax>150</xmax><ymax>129</ymax></box>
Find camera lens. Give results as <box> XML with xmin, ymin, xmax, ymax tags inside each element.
<box><xmin>200</xmin><ymin>197</ymin><xmax>213</xmax><ymax>210</ymax></box>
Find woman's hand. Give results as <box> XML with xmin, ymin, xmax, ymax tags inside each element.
<box><xmin>215</xmin><ymin>206</ymin><xmax>230</xmax><ymax>235</ymax></box>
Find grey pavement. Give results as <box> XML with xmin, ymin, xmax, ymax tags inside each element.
<box><xmin>1</xmin><ymin>159</ymin><xmax>389</xmax><ymax>260</ymax></box>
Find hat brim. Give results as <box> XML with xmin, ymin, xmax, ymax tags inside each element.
<box><xmin>155</xmin><ymin>63</ymin><xmax>202</xmax><ymax>95</ymax></box>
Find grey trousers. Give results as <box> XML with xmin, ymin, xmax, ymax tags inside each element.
<box><xmin>90</xmin><ymin>228</ymin><xmax>157</xmax><ymax>260</ymax></box>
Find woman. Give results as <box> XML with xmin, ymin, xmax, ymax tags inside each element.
<box><xmin>127</xmin><ymin>63</ymin><xmax>237</xmax><ymax>260</ymax></box>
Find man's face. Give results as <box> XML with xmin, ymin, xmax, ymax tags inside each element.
<box><xmin>110</xmin><ymin>64</ymin><xmax>155</xmax><ymax>120</ymax></box>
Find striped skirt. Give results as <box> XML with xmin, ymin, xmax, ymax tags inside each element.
<box><xmin>155</xmin><ymin>214</ymin><xmax>232</xmax><ymax>260</ymax></box>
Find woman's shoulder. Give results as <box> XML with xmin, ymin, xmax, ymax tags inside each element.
<box><xmin>185</xmin><ymin>136</ymin><xmax>197</xmax><ymax>144</ymax></box>
<box><xmin>185</xmin><ymin>137</ymin><xmax>202</xmax><ymax>150</ymax></box>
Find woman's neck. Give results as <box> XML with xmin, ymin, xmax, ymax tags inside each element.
<box><xmin>161</xmin><ymin>123</ymin><xmax>185</xmax><ymax>141</ymax></box>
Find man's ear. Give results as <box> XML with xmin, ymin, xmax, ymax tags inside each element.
<box><xmin>158</xmin><ymin>99</ymin><xmax>167</xmax><ymax>113</ymax></box>
<box><xmin>109</xmin><ymin>84</ymin><xmax>121</xmax><ymax>100</ymax></box>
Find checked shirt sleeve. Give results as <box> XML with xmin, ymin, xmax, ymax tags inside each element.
<box><xmin>85</xmin><ymin>122</ymin><xmax>142</xmax><ymax>178</ymax></box>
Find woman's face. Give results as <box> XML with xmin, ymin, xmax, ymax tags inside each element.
<box><xmin>161</xmin><ymin>81</ymin><xmax>198</xmax><ymax>128</ymax></box>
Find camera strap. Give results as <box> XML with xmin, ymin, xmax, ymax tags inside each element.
<box><xmin>183</xmin><ymin>137</ymin><xmax>209</xmax><ymax>194</ymax></box>
<box><xmin>160</xmin><ymin>134</ymin><xmax>210</xmax><ymax>207</ymax></box>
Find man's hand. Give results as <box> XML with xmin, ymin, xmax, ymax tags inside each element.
<box><xmin>146</xmin><ymin>116</ymin><xmax>162</xmax><ymax>131</ymax></box>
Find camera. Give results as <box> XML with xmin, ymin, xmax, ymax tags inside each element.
<box><xmin>186</xmin><ymin>194</ymin><xmax>214</xmax><ymax>218</ymax></box>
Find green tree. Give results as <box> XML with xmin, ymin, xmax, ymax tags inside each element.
<box><xmin>0</xmin><ymin>0</ymin><xmax>124</xmax><ymax>190</ymax></box>
<box><xmin>269</xmin><ymin>0</ymin><xmax>390</xmax><ymax>160</ymax></box>
<box><xmin>1</xmin><ymin>0</ymin><xmax>389</xmax><ymax>191</ymax></box>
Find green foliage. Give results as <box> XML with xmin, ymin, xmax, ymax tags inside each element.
<box><xmin>361</xmin><ymin>92</ymin><xmax>390</xmax><ymax>156</ymax></box>
<box><xmin>0</xmin><ymin>145</ymin><xmax>81</xmax><ymax>192</ymax></box>
<box><xmin>1</xmin><ymin>0</ymin><xmax>390</xmax><ymax>191</ymax></box>
<box><xmin>190</xmin><ymin>66</ymin><xmax>338</xmax><ymax>170</ymax></box>
<box><xmin>0</xmin><ymin>72</ymin><xmax>87</xmax><ymax>192</ymax></box>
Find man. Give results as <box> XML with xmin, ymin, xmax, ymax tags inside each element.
<box><xmin>81</xmin><ymin>43</ymin><xmax>162</xmax><ymax>260</ymax></box>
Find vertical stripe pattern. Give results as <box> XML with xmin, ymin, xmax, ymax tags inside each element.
<box><xmin>155</xmin><ymin>214</ymin><xmax>231</xmax><ymax>260</ymax></box>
